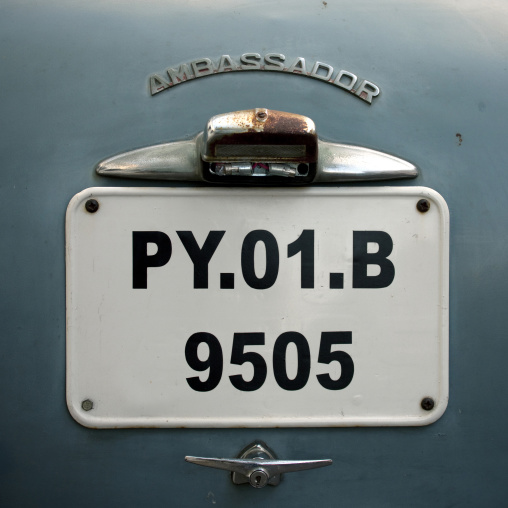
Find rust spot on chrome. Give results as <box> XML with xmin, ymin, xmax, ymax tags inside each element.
<box><xmin>263</xmin><ymin>109</ymin><xmax>311</xmax><ymax>135</ymax></box>
<box><xmin>204</xmin><ymin>108</ymin><xmax>317</xmax><ymax>163</ymax></box>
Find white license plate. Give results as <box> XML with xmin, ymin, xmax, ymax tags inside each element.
<box><xmin>66</xmin><ymin>187</ymin><xmax>449</xmax><ymax>428</ymax></box>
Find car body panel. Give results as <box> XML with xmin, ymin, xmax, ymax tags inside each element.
<box><xmin>1</xmin><ymin>0</ymin><xmax>507</xmax><ymax>506</ymax></box>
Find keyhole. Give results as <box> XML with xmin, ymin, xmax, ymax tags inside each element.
<box><xmin>249</xmin><ymin>469</ymin><xmax>269</xmax><ymax>488</ymax></box>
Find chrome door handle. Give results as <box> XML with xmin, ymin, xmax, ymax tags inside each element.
<box><xmin>185</xmin><ymin>441</ymin><xmax>332</xmax><ymax>488</ymax></box>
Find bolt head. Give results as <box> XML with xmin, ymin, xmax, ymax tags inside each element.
<box><xmin>421</xmin><ymin>397</ymin><xmax>435</xmax><ymax>411</ymax></box>
<box><xmin>82</xmin><ymin>399</ymin><xmax>94</xmax><ymax>411</ymax></box>
<box><xmin>417</xmin><ymin>199</ymin><xmax>430</xmax><ymax>213</ymax></box>
<box><xmin>85</xmin><ymin>199</ymin><xmax>99</xmax><ymax>213</ymax></box>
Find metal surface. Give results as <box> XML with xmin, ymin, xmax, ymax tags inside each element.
<box><xmin>66</xmin><ymin>186</ymin><xmax>448</xmax><ymax>428</ymax></box>
<box><xmin>421</xmin><ymin>397</ymin><xmax>435</xmax><ymax>411</ymax></box>
<box><xmin>95</xmin><ymin>136</ymin><xmax>201</xmax><ymax>181</ymax></box>
<box><xmin>314</xmin><ymin>141</ymin><xmax>418</xmax><ymax>182</ymax></box>
<box><xmin>201</xmin><ymin>108</ymin><xmax>317</xmax><ymax>163</ymax></box>
<box><xmin>3</xmin><ymin>0</ymin><xmax>508</xmax><ymax>506</ymax></box>
<box><xmin>185</xmin><ymin>441</ymin><xmax>332</xmax><ymax>488</ymax></box>
<box><xmin>417</xmin><ymin>198</ymin><xmax>431</xmax><ymax>213</ymax></box>
<box><xmin>231</xmin><ymin>442</ymin><xmax>281</xmax><ymax>486</ymax></box>
<box><xmin>149</xmin><ymin>53</ymin><xmax>380</xmax><ymax>104</ymax></box>
<box><xmin>81</xmin><ymin>399</ymin><xmax>93</xmax><ymax>412</ymax></box>
<box><xmin>211</xmin><ymin>162</ymin><xmax>303</xmax><ymax>178</ymax></box>
<box><xmin>84</xmin><ymin>199</ymin><xmax>99</xmax><ymax>213</ymax></box>
<box><xmin>96</xmin><ymin>108</ymin><xmax>418</xmax><ymax>183</ymax></box>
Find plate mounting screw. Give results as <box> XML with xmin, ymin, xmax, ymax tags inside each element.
<box><xmin>85</xmin><ymin>199</ymin><xmax>99</xmax><ymax>213</ymax></box>
<box><xmin>82</xmin><ymin>399</ymin><xmax>94</xmax><ymax>411</ymax></box>
<box><xmin>416</xmin><ymin>199</ymin><xmax>430</xmax><ymax>213</ymax></box>
<box><xmin>421</xmin><ymin>397</ymin><xmax>435</xmax><ymax>411</ymax></box>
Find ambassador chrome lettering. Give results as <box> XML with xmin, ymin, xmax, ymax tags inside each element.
<box><xmin>149</xmin><ymin>53</ymin><xmax>380</xmax><ymax>104</ymax></box>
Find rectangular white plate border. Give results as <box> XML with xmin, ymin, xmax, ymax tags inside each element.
<box><xmin>66</xmin><ymin>186</ymin><xmax>449</xmax><ymax>428</ymax></box>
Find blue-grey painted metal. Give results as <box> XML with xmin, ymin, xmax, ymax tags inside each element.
<box><xmin>1</xmin><ymin>0</ymin><xmax>507</xmax><ymax>506</ymax></box>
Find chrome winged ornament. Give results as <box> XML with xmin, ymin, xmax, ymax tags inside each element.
<box><xmin>96</xmin><ymin>108</ymin><xmax>418</xmax><ymax>184</ymax></box>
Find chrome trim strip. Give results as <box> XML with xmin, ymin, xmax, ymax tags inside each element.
<box><xmin>96</xmin><ymin>108</ymin><xmax>418</xmax><ymax>183</ymax></box>
<box><xmin>95</xmin><ymin>135</ymin><xmax>203</xmax><ymax>181</ymax></box>
<box><xmin>315</xmin><ymin>140</ymin><xmax>418</xmax><ymax>182</ymax></box>
<box><xmin>96</xmin><ymin>136</ymin><xmax>417</xmax><ymax>182</ymax></box>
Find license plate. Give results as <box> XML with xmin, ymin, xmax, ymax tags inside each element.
<box><xmin>66</xmin><ymin>187</ymin><xmax>449</xmax><ymax>428</ymax></box>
